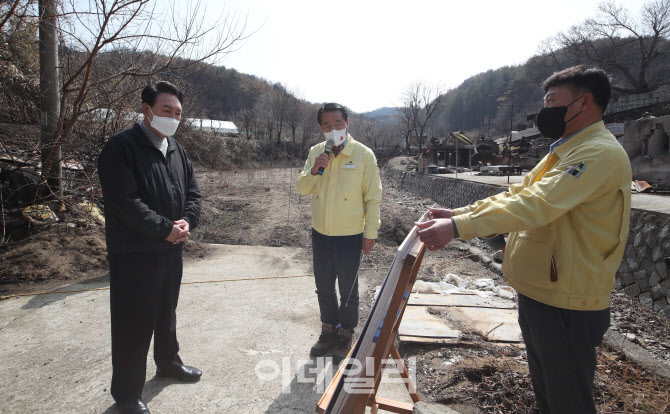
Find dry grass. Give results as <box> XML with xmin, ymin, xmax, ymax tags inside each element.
<box><xmin>594</xmin><ymin>349</ymin><xmax>670</xmax><ymax>413</ymax></box>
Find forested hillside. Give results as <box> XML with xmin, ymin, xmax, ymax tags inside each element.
<box><xmin>429</xmin><ymin>0</ymin><xmax>670</xmax><ymax>137</ymax></box>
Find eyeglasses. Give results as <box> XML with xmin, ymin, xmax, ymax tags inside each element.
<box><xmin>321</xmin><ymin>122</ymin><xmax>347</xmax><ymax>133</ymax></box>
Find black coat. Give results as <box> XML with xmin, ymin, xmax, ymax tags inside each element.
<box><xmin>98</xmin><ymin>123</ymin><xmax>201</xmax><ymax>255</ymax></box>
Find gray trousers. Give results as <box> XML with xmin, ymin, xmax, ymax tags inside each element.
<box><xmin>312</xmin><ymin>229</ymin><xmax>363</xmax><ymax>332</ymax></box>
<box><xmin>518</xmin><ymin>293</ymin><xmax>610</xmax><ymax>414</ymax></box>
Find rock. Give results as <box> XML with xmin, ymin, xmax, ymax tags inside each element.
<box><xmin>618</xmin><ymin>260</ymin><xmax>630</xmax><ymax>273</ymax></box>
<box><xmin>614</xmin><ymin>278</ymin><xmax>623</xmax><ymax>290</ymax></box>
<box><xmin>656</xmin><ymin>262</ymin><xmax>667</xmax><ymax>280</ymax></box>
<box><xmin>639</xmin><ymin>292</ymin><xmax>653</xmax><ymax>309</ymax></box>
<box><xmin>642</xmin><ymin>260</ymin><xmax>655</xmax><ymax>273</ymax></box>
<box><xmin>634</xmin><ymin>270</ymin><xmax>647</xmax><ymax>281</ymax></box>
<box><xmin>414</xmin><ymin>402</ymin><xmax>461</xmax><ymax>414</ymax></box>
<box><xmin>633</xmin><ymin>232</ymin><xmax>643</xmax><ymax>248</ymax></box>
<box><xmin>602</xmin><ymin>330</ymin><xmax>670</xmax><ymax>379</ymax></box>
<box><xmin>624</xmin><ymin>241</ymin><xmax>633</xmax><ymax>256</ymax></box>
<box><xmin>652</xmin><ymin>246</ymin><xmax>664</xmax><ymax>262</ymax></box>
<box><xmin>493</xmin><ymin>250</ymin><xmax>504</xmax><ymax>262</ymax></box>
<box><xmin>653</xmin><ymin>297</ymin><xmax>668</xmax><ymax>312</ymax></box>
<box><xmin>626</xmin><ymin>256</ymin><xmax>639</xmax><ymax>271</ymax></box>
<box><xmin>651</xmin><ymin>284</ymin><xmax>665</xmax><ymax>301</ymax></box>
<box><xmin>624</xmin><ymin>284</ymin><xmax>640</xmax><ymax>297</ymax></box>
<box><xmin>639</xmin><ymin>278</ymin><xmax>651</xmax><ymax>293</ymax></box>
<box><xmin>649</xmin><ymin>271</ymin><xmax>661</xmax><ymax>288</ymax></box>
<box><xmin>645</xmin><ymin>232</ymin><xmax>657</xmax><ymax>248</ymax></box>
<box><xmin>622</xmin><ymin>272</ymin><xmax>634</xmax><ymax>286</ymax></box>
<box><xmin>643</xmin><ymin>222</ymin><xmax>656</xmax><ymax>235</ymax></box>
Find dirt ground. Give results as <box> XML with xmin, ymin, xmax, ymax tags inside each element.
<box><xmin>2</xmin><ymin>164</ymin><xmax>670</xmax><ymax>412</ymax></box>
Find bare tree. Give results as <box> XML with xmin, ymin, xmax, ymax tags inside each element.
<box><xmin>285</xmin><ymin>95</ymin><xmax>302</xmax><ymax>144</ymax></box>
<box><xmin>269</xmin><ymin>84</ymin><xmax>292</xmax><ymax>143</ymax></box>
<box><xmin>26</xmin><ymin>0</ymin><xmax>249</xmax><ymax>194</ymax></box>
<box><xmin>357</xmin><ymin>116</ymin><xmax>388</xmax><ymax>150</ymax></box>
<box><xmin>234</xmin><ymin>107</ymin><xmax>256</xmax><ymax>140</ymax></box>
<box><xmin>406</xmin><ymin>82</ymin><xmax>444</xmax><ymax>154</ymax></box>
<box><xmin>253</xmin><ymin>92</ymin><xmax>274</xmax><ymax>140</ymax></box>
<box><xmin>0</xmin><ymin>0</ymin><xmax>31</xmax><ymax>32</ymax></box>
<box><xmin>0</xmin><ymin>0</ymin><xmax>40</xmax><ymax>123</ymax></box>
<box><xmin>396</xmin><ymin>82</ymin><xmax>444</xmax><ymax>154</ymax></box>
<box><xmin>542</xmin><ymin>0</ymin><xmax>670</xmax><ymax>93</ymax></box>
<box><xmin>394</xmin><ymin>105</ymin><xmax>415</xmax><ymax>155</ymax></box>
<box><xmin>298</xmin><ymin>103</ymin><xmax>320</xmax><ymax>154</ymax></box>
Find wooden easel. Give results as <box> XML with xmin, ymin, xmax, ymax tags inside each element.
<box><xmin>317</xmin><ymin>237</ymin><xmax>426</xmax><ymax>414</ymax></box>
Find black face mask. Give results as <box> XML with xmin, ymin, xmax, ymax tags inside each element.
<box><xmin>536</xmin><ymin>95</ymin><xmax>585</xmax><ymax>139</ymax></box>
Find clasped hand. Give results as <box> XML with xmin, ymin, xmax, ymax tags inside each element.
<box><xmin>166</xmin><ymin>219</ymin><xmax>190</xmax><ymax>244</ymax></box>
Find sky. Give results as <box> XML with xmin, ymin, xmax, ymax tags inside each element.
<box><xmin>187</xmin><ymin>0</ymin><xmax>644</xmax><ymax>113</ymax></box>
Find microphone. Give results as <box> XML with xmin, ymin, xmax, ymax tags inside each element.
<box><xmin>317</xmin><ymin>140</ymin><xmax>334</xmax><ymax>175</ymax></box>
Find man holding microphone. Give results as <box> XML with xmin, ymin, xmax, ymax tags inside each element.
<box><xmin>297</xmin><ymin>102</ymin><xmax>382</xmax><ymax>363</ymax></box>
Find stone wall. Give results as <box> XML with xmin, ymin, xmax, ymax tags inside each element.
<box><xmin>607</xmin><ymin>85</ymin><xmax>670</xmax><ymax>114</ymax></box>
<box><xmin>386</xmin><ymin>169</ymin><xmax>503</xmax><ymax>209</ymax></box>
<box><xmin>618</xmin><ymin>210</ymin><xmax>670</xmax><ymax>317</ymax></box>
<box><xmin>386</xmin><ymin>167</ymin><xmax>670</xmax><ymax>317</ymax></box>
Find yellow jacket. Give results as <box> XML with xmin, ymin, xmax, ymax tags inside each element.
<box><xmin>297</xmin><ymin>136</ymin><xmax>382</xmax><ymax>239</ymax></box>
<box><xmin>452</xmin><ymin>121</ymin><xmax>631</xmax><ymax>310</ymax></box>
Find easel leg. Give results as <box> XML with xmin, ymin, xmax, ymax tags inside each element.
<box><xmin>390</xmin><ymin>344</ymin><xmax>420</xmax><ymax>403</ymax></box>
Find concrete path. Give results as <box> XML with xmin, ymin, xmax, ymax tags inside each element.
<box><xmin>0</xmin><ymin>244</ymin><xmax>337</xmax><ymax>413</ymax></box>
<box><xmin>0</xmin><ymin>244</ymin><xmax>414</xmax><ymax>414</ymax></box>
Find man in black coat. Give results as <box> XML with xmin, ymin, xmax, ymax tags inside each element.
<box><xmin>98</xmin><ymin>81</ymin><xmax>202</xmax><ymax>414</ymax></box>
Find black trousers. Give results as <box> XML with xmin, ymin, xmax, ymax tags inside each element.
<box><xmin>109</xmin><ymin>247</ymin><xmax>184</xmax><ymax>404</ymax></box>
<box><xmin>312</xmin><ymin>229</ymin><xmax>363</xmax><ymax>332</ymax></box>
<box><xmin>517</xmin><ymin>293</ymin><xmax>610</xmax><ymax>414</ymax></box>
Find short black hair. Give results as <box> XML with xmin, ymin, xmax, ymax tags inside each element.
<box><xmin>317</xmin><ymin>102</ymin><xmax>348</xmax><ymax>125</ymax></box>
<box><xmin>141</xmin><ymin>81</ymin><xmax>184</xmax><ymax>107</ymax></box>
<box><xmin>542</xmin><ymin>65</ymin><xmax>611</xmax><ymax>112</ymax></box>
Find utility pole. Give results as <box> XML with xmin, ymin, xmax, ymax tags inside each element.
<box><xmin>507</xmin><ymin>104</ymin><xmax>513</xmax><ymax>184</ymax></box>
<box><xmin>455</xmin><ymin>133</ymin><xmax>459</xmax><ymax>179</ymax></box>
<box><xmin>39</xmin><ymin>0</ymin><xmax>61</xmax><ymax>195</ymax></box>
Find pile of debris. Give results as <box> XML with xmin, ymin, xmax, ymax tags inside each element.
<box><xmin>633</xmin><ymin>179</ymin><xmax>670</xmax><ymax>195</ymax></box>
<box><xmin>0</xmin><ymin>123</ymin><xmax>109</xmax><ymax>288</ymax></box>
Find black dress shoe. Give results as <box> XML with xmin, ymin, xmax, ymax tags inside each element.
<box><xmin>117</xmin><ymin>399</ymin><xmax>150</xmax><ymax>414</ymax></box>
<box><xmin>156</xmin><ymin>364</ymin><xmax>202</xmax><ymax>382</ymax></box>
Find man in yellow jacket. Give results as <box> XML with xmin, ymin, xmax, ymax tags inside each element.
<box><xmin>297</xmin><ymin>103</ymin><xmax>382</xmax><ymax>362</ymax></box>
<box><xmin>416</xmin><ymin>66</ymin><xmax>631</xmax><ymax>414</ymax></box>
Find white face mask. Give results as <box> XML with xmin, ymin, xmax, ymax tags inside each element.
<box><xmin>325</xmin><ymin>128</ymin><xmax>348</xmax><ymax>146</ymax></box>
<box><xmin>148</xmin><ymin>108</ymin><xmax>180</xmax><ymax>137</ymax></box>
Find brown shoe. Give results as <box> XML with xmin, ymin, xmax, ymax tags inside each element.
<box><xmin>331</xmin><ymin>328</ymin><xmax>353</xmax><ymax>363</ymax></box>
<box><xmin>310</xmin><ymin>323</ymin><xmax>337</xmax><ymax>356</ymax></box>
